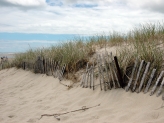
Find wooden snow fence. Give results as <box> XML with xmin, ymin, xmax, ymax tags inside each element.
<box><xmin>125</xmin><ymin>59</ymin><xmax>164</xmax><ymax>100</ymax></box>
<box><xmin>21</xmin><ymin>54</ymin><xmax>164</xmax><ymax>101</ymax></box>
<box><xmin>80</xmin><ymin>55</ymin><xmax>164</xmax><ymax>100</ymax></box>
<box><xmin>22</xmin><ymin>56</ymin><xmax>66</xmax><ymax>81</ymax></box>
<box><xmin>0</xmin><ymin>57</ymin><xmax>9</xmax><ymax>70</ymax></box>
<box><xmin>80</xmin><ymin>52</ymin><xmax>124</xmax><ymax>91</ymax></box>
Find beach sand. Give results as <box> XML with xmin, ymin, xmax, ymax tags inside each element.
<box><xmin>0</xmin><ymin>68</ymin><xmax>164</xmax><ymax>123</ymax></box>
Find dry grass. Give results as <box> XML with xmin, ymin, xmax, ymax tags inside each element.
<box><xmin>9</xmin><ymin>21</ymin><xmax>164</xmax><ymax>84</ymax></box>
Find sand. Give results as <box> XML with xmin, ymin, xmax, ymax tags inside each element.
<box><xmin>0</xmin><ymin>68</ymin><xmax>164</xmax><ymax>123</ymax></box>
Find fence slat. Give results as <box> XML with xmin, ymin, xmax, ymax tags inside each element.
<box><xmin>137</xmin><ymin>62</ymin><xmax>150</xmax><ymax>93</ymax></box>
<box><xmin>125</xmin><ymin>59</ymin><xmax>138</xmax><ymax>92</ymax></box>
<box><xmin>132</xmin><ymin>60</ymin><xmax>144</xmax><ymax>92</ymax></box>
<box><xmin>156</xmin><ymin>77</ymin><xmax>164</xmax><ymax>97</ymax></box>
<box><xmin>99</xmin><ymin>55</ymin><xmax>106</xmax><ymax>91</ymax></box>
<box><xmin>92</xmin><ymin>65</ymin><xmax>94</xmax><ymax>90</ymax></box>
<box><xmin>150</xmin><ymin>71</ymin><xmax>164</xmax><ymax>96</ymax></box>
<box><xmin>114</xmin><ymin>56</ymin><xmax>124</xmax><ymax>88</ymax></box>
<box><xmin>144</xmin><ymin>69</ymin><xmax>156</xmax><ymax>94</ymax></box>
<box><xmin>110</xmin><ymin>52</ymin><xmax>120</xmax><ymax>88</ymax></box>
<box><xmin>106</xmin><ymin>52</ymin><xmax>115</xmax><ymax>88</ymax></box>
<box><xmin>97</xmin><ymin>55</ymin><xmax>103</xmax><ymax>91</ymax></box>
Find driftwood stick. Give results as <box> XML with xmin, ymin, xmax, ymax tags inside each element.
<box><xmin>125</xmin><ymin>59</ymin><xmax>138</xmax><ymax>92</ymax></box>
<box><xmin>137</xmin><ymin>62</ymin><xmax>150</xmax><ymax>93</ymax></box>
<box><xmin>144</xmin><ymin>69</ymin><xmax>156</xmax><ymax>94</ymax></box>
<box><xmin>39</xmin><ymin>104</ymin><xmax>100</xmax><ymax>120</ymax></box>
<box><xmin>132</xmin><ymin>60</ymin><xmax>144</xmax><ymax>92</ymax></box>
<box><xmin>150</xmin><ymin>71</ymin><xmax>164</xmax><ymax>96</ymax></box>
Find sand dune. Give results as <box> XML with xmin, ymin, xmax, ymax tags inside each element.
<box><xmin>0</xmin><ymin>68</ymin><xmax>164</xmax><ymax>123</ymax></box>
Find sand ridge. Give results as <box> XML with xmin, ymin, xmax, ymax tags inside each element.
<box><xmin>0</xmin><ymin>68</ymin><xmax>164</xmax><ymax>123</ymax></box>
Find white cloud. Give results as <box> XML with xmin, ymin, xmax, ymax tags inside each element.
<box><xmin>0</xmin><ymin>0</ymin><xmax>164</xmax><ymax>34</ymax></box>
<box><xmin>0</xmin><ymin>0</ymin><xmax>46</xmax><ymax>9</ymax></box>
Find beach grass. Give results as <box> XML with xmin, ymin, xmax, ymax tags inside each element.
<box><xmin>10</xmin><ymin>22</ymin><xmax>164</xmax><ymax>83</ymax></box>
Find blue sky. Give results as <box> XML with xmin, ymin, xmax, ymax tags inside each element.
<box><xmin>0</xmin><ymin>0</ymin><xmax>164</xmax><ymax>52</ymax></box>
<box><xmin>0</xmin><ymin>33</ymin><xmax>78</xmax><ymax>41</ymax></box>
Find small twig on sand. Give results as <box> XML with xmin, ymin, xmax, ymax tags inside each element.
<box><xmin>38</xmin><ymin>104</ymin><xmax>100</xmax><ymax>120</ymax></box>
<box><xmin>155</xmin><ymin>101</ymin><xmax>164</xmax><ymax>110</ymax></box>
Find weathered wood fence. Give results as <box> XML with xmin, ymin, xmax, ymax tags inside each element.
<box><xmin>19</xmin><ymin>53</ymin><xmax>164</xmax><ymax>101</ymax></box>
<box><xmin>80</xmin><ymin>53</ymin><xmax>164</xmax><ymax>100</ymax></box>
<box><xmin>22</xmin><ymin>56</ymin><xmax>66</xmax><ymax>81</ymax></box>
<box><xmin>80</xmin><ymin>52</ymin><xmax>124</xmax><ymax>90</ymax></box>
<box><xmin>0</xmin><ymin>57</ymin><xmax>10</xmax><ymax>70</ymax></box>
<box><xmin>125</xmin><ymin>59</ymin><xmax>164</xmax><ymax>100</ymax></box>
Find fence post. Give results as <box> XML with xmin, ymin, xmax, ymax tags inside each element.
<box><xmin>114</xmin><ymin>56</ymin><xmax>124</xmax><ymax>88</ymax></box>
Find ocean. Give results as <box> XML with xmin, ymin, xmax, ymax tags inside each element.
<box><xmin>0</xmin><ymin>34</ymin><xmax>87</xmax><ymax>58</ymax></box>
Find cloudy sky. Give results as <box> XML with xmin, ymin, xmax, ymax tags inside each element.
<box><xmin>0</xmin><ymin>0</ymin><xmax>164</xmax><ymax>35</ymax></box>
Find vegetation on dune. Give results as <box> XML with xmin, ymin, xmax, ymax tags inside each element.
<box><xmin>8</xmin><ymin>22</ymin><xmax>164</xmax><ymax>83</ymax></box>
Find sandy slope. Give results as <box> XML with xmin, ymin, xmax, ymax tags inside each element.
<box><xmin>0</xmin><ymin>68</ymin><xmax>164</xmax><ymax>123</ymax></box>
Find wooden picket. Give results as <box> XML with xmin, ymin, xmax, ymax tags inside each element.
<box><xmin>19</xmin><ymin>53</ymin><xmax>164</xmax><ymax>101</ymax></box>
<box><xmin>137</xmin><ymin>62</ymin><xmax>150</xmax><ymax>93</ymax></box>
<box><xmin>125</xmin><ymin>59</ymin><xmax>138</xmax><ymax>92</ymax></box>
<box><xmin>150</xmin><ymin>71</ymin><xmax>164</xmax><ymax>96</ymax></box>
<box><xmin>144</xmin><ymin>69</ymin><xmax>156</xmax><ymax>94</ymax></box>
<box><xmin>132</xmin><ymin>60</ymin><xmax>144</xmax><ymax>92</ymax></box>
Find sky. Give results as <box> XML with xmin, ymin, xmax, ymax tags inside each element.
<box><xmin>0</xmin><ymin>0</ymin><xmax>164</xmax><ymax>35</ymax></box>
<box><xmin>0</xmin><ymin>0</ymin><xmax>164</xmax><ymax>53</ymax></box>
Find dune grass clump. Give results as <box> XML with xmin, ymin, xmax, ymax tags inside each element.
<box><xmin>12</xmin><ymin>40</ymin><xmax>95</xmax><ymax>74</ymax></box>
<box><xmin>117</xmin><ymin>22</ymin><xmax>164</xmax><ymax>84</ymax></box>
<box><xmin>108</xmin><ymin>31</ymin><xmax>125</xmax><ymax>46</ymax></box>
<box><xmin>127</xmin><ymin>22</ymin><xmax>164</xmax><ymax>43</ymax></box>
<box><xmin>10</xmin><ymin>21</ymin><xmax>164</xmax><ymax>84</ymax></box>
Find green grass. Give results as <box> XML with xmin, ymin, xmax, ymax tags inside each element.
<box><xmin>10</xmin><ymin>21</ymin><xmax>164</xmax><ymax>84</ymax></box>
